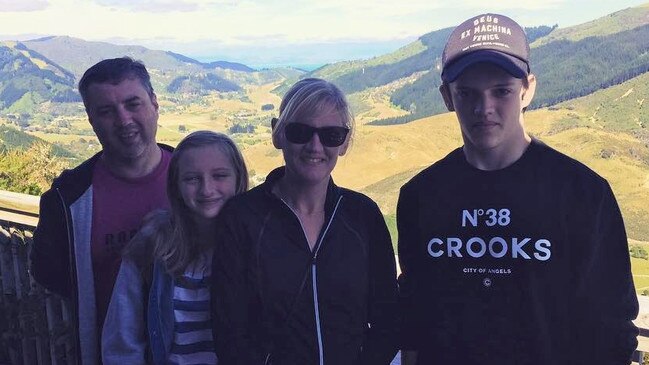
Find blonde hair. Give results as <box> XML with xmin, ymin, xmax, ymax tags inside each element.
<box><xmin>273</xmin><ymin>78</ymin><xmax>354</xmax><ymax>140</ymax></box>
<box><xmin>124</xmin><ymin>130</ymin><xmax>248</xmax><ymax>276</ymax></box>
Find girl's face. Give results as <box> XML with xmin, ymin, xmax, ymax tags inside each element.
<box><xmin>177</xmin><ymin>145</ymin><xmax>237</xmax><ymax>225</ymax></box>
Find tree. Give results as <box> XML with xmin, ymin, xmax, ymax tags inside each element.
<box><xmin>0</xmin><ymin>143</ymin><xmax>69</xmax><ymax>195</ymax></box>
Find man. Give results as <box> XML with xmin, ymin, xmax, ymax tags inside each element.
<box><xmin>30</xmin><ymin>57</ymin><xmax>173</xmax><ymax>364</ymax></box>
<box><xmin>397</xmin><ymin>13</ymin><xmax>638</xmax><ymax>364</ymax></box>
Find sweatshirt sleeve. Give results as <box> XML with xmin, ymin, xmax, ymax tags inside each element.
<box><xmin>570</xmin><ymin>180</ymin><xmax>638</xmax><ymax>364</ymax></box>
<box><xmin>358</xmin><ymin>203</ymin><xmax>399</xmax><ymax>365</ymax></box>
<box><xmin>396</xmin><ymin>183</ymin><xmax>424</xmax><ymax>351</ymax></box>
<box><xmin>211</xmin><ymin>207</ymin><xmax>264</xmax><ymax>365</ymax></box>
<box><xmin>101</xmin><ymin>258</ymin><xmax>147</xmax><ymax>365</ymax></box>
<box><xmin>30</xmin><ymin>188</ymin><xmax>72</xmax><ymax>298</ymax></box>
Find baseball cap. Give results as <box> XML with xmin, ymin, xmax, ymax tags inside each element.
<box><xmin>441</xmin><ymin>13</ymin><xmax>530</xmax><ymax>83</ymax></box>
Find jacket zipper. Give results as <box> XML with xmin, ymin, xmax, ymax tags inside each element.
<box><xmin>280</xmin><ymin>195</ymin><xmax>343</xmax><ymax>365</ymax></box>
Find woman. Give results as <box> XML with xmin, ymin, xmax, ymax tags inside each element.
<box><xmin>102</xmin><ymin>131</ymin><xmax>248</xmax><ymax>364</ymax></box>
<box><xmin>212</xmin><ymin>78</ymin><xmax>399</xmax><ymax>365</ymax></box>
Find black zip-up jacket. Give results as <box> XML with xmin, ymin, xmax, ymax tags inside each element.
<box><xmin>29</xmin><ymin>144</ymin><xmax>173</xmax><ymax>364</ymax></box>
<box><xmin>212</xmin><ymin>167</ymin><xmax>399</xmax><ymax>365</ymax></box>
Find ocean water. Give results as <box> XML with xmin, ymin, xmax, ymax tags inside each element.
<box><xmin>249</xmin><ymin>63</ymin><xmax>325</xmax><ymax>72</ymax></box>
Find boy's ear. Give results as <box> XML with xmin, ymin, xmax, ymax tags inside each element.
<box><xmin>439</xmin><ymin>84</ymin><xmax>455</xmax><ymax>112</ymax></box>
<box><xmin>521</xmin><ymin>74</ymin><xmax>537</xmax><ymax>109</ymax></box>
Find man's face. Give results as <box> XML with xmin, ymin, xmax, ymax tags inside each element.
<box><xmin>441</xmin><ymin>62</ymin><xmax>535</xmax><ymax>156</ymax></box>
<box><xmin>84</xmin><ymin>77</ymin><xmax>159</xmax><ymax>164</ymax></box>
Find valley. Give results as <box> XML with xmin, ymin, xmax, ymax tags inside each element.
<box><xmin>1</xmin><ymin>3</ymin><xmax>648</xmax><ymax>292</ymax></box>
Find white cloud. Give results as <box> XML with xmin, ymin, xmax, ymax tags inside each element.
<box><xmin>0</xmin><ymin>0</ymin><xmax>49</xmax><ymax>12</ymax></box>
<box><xmin>457</xmin><ymin>0</ymin><xmax>565</xmax><ymax>10</ymax></box>
<box><xmin>0</xmin><ymin>0</ymin><xmax>644</xmax><ymax>55</ymax></box>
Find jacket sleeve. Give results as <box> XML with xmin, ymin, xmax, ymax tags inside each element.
<box><xmin>30</xmin><ymin>187</ymin><xmax>72</xmax><ymax>298</ymax></box>
<box><xmin>396</xmin><ymin>184</ymin><xmax>423</xmax><ymax>351</ymax></box>
<box><xmin>570</xmin><ymin>180</ymin><xmax>638</xmax><ymax>364</ymax></box>
<box><xmin>101</xmin><ymin>258</ymin><xmax>147</xmax><ymax>365</ymax></box>
<box><xmin>358</xmin><ymin>203</ymin><xmax>400</xmax><ymax>365</ymax></box>
<box><xmin>211</xmin><ymin>207</ymin><xmax>264</xmax><ymax>365</ymax></box>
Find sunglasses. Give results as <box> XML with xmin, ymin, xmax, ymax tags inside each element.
<box><xmin>284</xmin><ymin>122</ymin><xmax>349</xmax><ymax>147</ymax></box>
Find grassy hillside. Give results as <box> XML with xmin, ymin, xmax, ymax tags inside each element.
<box><xmin>18</xmin><ymin>36</ymin><xmax>270</xmax><ymax>96</ymax></box>
<box><xmin>0</xmin><ymin>43</ymin><xmax>78</xmax><ymax>115</ymax></box>
<box><xmin>22</xmin><ymin>36</ymin><xmax>203</xmax><ymax>79</ymax></box>
<box><xmin>0</xmin><ymin>124</ymin><xmax>73</xmax><ymax>157</ymax></box>
<box><xmin>239</xmin><ymin>74</ymin><xmax>649</xmax><ymax>247</ymax></box>
<box><xmin>532</xmin><ymin>23</ymin><xmax>649</xmax><ymax>108</ymax></box>
<box><xmin>313</xmin><ymin>40</ymin><xmax>428</xmax><ymax>81</ymax></box>
<box><xmin>553</xmin><ymin>71</ymin><xmax>649</xmax><ymax>139</ymax></box>
<box><xmin>533</xmin><ymin>3</ymin><xmax>649</xmax><ymax>46</ymax></box>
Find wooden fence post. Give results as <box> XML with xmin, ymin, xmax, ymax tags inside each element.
<box><xmin>0</xmin><ymin>224</ymin><xmax>21</xmax><ymax>364</ymax></box>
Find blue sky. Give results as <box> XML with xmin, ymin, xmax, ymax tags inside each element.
<box><xmin>0</xmin><ymin>0</ymin><xmax>647</xmax><ymax>66</ymax></box>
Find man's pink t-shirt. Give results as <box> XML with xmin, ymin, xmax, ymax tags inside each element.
<box><xmin>90</xmin><ymin>148</ymin><xmax>172</xmax><ymax>329</ymax></box>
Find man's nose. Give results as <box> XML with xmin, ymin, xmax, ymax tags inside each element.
<box><xmin>473</xmin><ymin>94</ymin><xmax>494</xmax><ymax>116</ymax></box>
<box><xmin>115</xmin><ymin>106</ymin><xmax>133</xmax><ymax>126</ymax></box>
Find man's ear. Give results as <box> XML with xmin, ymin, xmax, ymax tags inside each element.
<box><xmin>150</xmin><ymin>93</ymin><xmax>159</xmax><ymax>111</ymax></box>
<box><xmin>521</xmin><ymin>74</ymin><xmax>536</xmax><ymax>109</ymax></box>
<box><xmin>439</xmin><ymin>84</ymin><xmax>455</xmax><ymax>112</ymax></box>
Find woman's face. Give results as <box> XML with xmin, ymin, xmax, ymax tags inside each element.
<box><xmin>276</xmin><ymin>105</ymin><xmax>349</xmax><ymax>187</ymax></box>
<box><xmin>177</xmin><ymin>145</ymin><xmax>237</xmax><ymax>225</ymax></box>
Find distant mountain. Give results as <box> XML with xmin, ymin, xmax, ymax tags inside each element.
<box><xmin>0</xmin><ymin>36</ymin><xmax>271</xmax><ymax>112</ymax></box>
<box><xmin>531</xmin><ymin>23</ymin><xmax>649</xmax><ymax>108</ymax></box>
<box><xmin>532</xmin><ymin>4</ymin><xmax>649</xmax><ymax>46</ymax></box>
<box><xmin>0</xmin><ymin>42</ymin><xmax>79</xmax><ymax>113</ymax></box>
<box><xmin>379</xmin><ymin>4</ymin><xmax>649</xmax><ymax>123</ymax></box>
<box><xmin>276</xmin><ymin>3</ymin><xmax>649</xmax><ymax>126</ymax></box>
<box><xmin>275</xmin><ymin>24</ymin><xmax>554</xmax><ymax>125</ymax></box>
<box><xmin>166</xmin><ymin>51</ymin><xmax>254</xmax><ymax>72</ymax></box>
<box><xmin>203</xmin><ymin>61</ymin><xmax>254</xmax><ymax>72</ymax></box>
<box><xmin>167</xmin><ymin>73</ymin><xmax>241</xmax><ymax>93</ymax></box>
<box><xmin>22</xmin><ymin>36</ymin><xmax>204</xmax><ymax>79</ymax></box>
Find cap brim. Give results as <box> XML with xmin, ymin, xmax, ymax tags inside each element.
<box><xmin>442</xmin><ymin>50</ymin><xmax>529</xmax><ymax>83</ymax></box>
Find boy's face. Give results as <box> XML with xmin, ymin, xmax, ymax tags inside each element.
<box><xmin>441</xmin><ymin>62</ymin><xmax>535</xmax><ymax>156</ymax></box>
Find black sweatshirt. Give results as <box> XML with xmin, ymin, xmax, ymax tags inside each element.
<box><xmin>397</xmin><ymin>139</ymin><xmax>638</xmax><ymax>364</ymax></box>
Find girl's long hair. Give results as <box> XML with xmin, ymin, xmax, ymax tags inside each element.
<box><xmin>123</xmin><ymin>130</ymin><xmax>248</xmax><ymax>276</ymax></box>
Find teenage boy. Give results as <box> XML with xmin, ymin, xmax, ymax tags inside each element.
<box><xmin>397</xmin><ymin>13</ymin><xmax>638</xmax><ymax>365</ymax></box>
<box><xmin>30</xmin><ymin>57</ymin><xmax>173</xmax><ymax>364</ymax></box>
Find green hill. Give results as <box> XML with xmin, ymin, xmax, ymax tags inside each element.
<box><xmin>532</xmin><ymin>4</ymin><xmax>649</xmax><ymax>46</ymax></box>
<box><xmin>289</xmin><ymin>5</ymin><xmax>649</xmax><ymax>126</ymax></box>
<box><xmin>0</xmin><ymin>124</ymin><xmax>73</xmax><ymax>157</ymax></box>
<box><xmin>167</xmin><ymin>73</ymin><xmax>241</xmax><ymax>93</ymax></box>
<box><xmin>553</xmin><ymin>71</ymin><xmax>649</xmax><ymax>138</ymax></box>
<box><xmin>531</xmin><ymin>24</ymin><xmax>649</xmax><ymax>108</ymax></box>
<box><xmin>0</xmin><ymin>43</ymin><xmax>78</xmax><ymax>114</ymax></box>
<box><xmin>18</xmin><ymin>36</ymin><xmax>267</xmax><ymax>96</ymax></box>
<box><xmin>350</xmin><ymin>69</ymin><xmax>649</xmax><ymax>245</ymax></box>
<box><xmin>386</xmin><ymin>20</ymin><xmax>649</xmax><ymax>123</ymax></box>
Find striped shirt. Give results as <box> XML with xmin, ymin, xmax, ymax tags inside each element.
<box><xmin>167</xmin><ymin>253</ymin><xmax>217</xmax><ymax>365</ymax></box>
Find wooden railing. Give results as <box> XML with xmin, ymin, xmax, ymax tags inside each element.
<box><xmin>0</xmin><ymin>191</ymin><xmax>75</xmax><ymax>365</ymax></box>
<box><xmin>0</xmin><ymin>189</ymin><xmax>648</xmax><ymax>364</ymax></box>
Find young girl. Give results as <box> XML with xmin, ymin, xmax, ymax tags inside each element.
<box><xmin>102</xmin><ymin>130</ymin><xmax>248</xmax><ymax>364</ymax></box>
